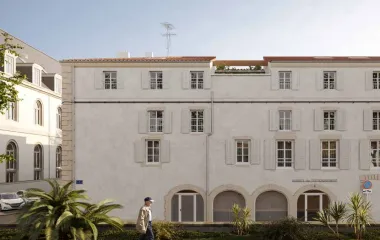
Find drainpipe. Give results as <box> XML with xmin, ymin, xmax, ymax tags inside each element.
<box><xmin>205</xmin><ymin>90</ymin><xmax>214</xmax><ymax>222</ymax></box>
<box><xmin>48</xmin><ymin>95</ymin><xmax>51</xmax><ymax>179</ymax></box>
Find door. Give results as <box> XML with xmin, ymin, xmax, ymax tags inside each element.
<box><xmin>306</xmin><ymin>195</ymin><xmax>320</xmax><ymax>221</ymax></box>
<box><xmin>180</xmin><ymin>195</ymin><xmax>195</xmax><ymax>222</ymax></box>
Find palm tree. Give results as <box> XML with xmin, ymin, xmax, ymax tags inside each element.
<box><xmin>16</xmin><ymin>179</ymin><xmax>123</xmax><ymax>240</ymax></box>
<box><xmin>346</xmin><ymin>193</ymin><xmax>372</xmax><ymax>240</ymax></box>
<box><xmin>314</xmin><ymin>201</ymin><xmax>347</xmax><ymax>239</ymax></box>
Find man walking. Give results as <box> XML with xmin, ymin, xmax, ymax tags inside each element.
<box><xmin>136</xmin><ymin>197</ymin><xmax>154</xmax><ymax>240</ymax></box>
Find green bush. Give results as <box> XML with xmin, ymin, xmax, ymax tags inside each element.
<box><xmin>152</xmin><ymin>221</ymin><xmax>179</xmax><ymax>240</ymax></box>
<box><xmin>262</xmin><ymin>217</ymin><xmax>311</xmax><ymax>240</ymax></box>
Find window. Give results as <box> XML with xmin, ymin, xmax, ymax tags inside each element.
<box><xmin>6</xmin><ymin>142</ymin><xmax>17</xmax><ymax>183</ymax></box>
<box><xmin>149</xmin><ymin>110</ymin><xmax>163</xmax><ymax>132</ymax></box>
<box><xmin>103</xmin><ymin>71</ymin><xmax>117</xmax><ymax>89</ymax></box>
<box><xmin>279</xmin><ymin>71</ymin><xmax>291</xmax><ymax>89</ymax></box>
<box><xmin>373</xmin><ymin>111</ymin><xmax>380</xmax><ymax>130</ymax></box>
<box><xmin>34</xmin><ymin>145</ymin><xmax>43</xmax><ymax>180</ymax></box>
<box><xmin>4</xmin><ymin>55</ymin><xmax>15</xmax><ymax>75</ymax></box>
<box><xmin>276</xmin><ymin>140</ymin><xmax>293</xmax><ymax>168</ymax></box>
<box><xmin>150</xmin><ymin>71</ymin><xmax>163</xmax><ymax>89</ymax></box>
<box><xmin>191</xmin><ymin>72</ymin><xmax>204</xmax><ymax>89</ymax></box>
<box><xmin>33</xmin><ymin>68</ymin><xmax>41</xmax><ymax>86</ymax></box>
<box><xmin>34</xmin><ymin>100</ymin><xmax>43</xmax><ymax>126</ymax></box>
<box><xmin>146</xmin><ymin>140</ymin><xmax>160</xmax><ymax>163</ymax></box>
<box><xmin>56</xmin><ymin>146</ymin><xmax>62</xmax><ymax>178</ymax></box>
<box><xmin>321</xmin><ymin>140</ymin><xmax>338</xmax><ymax>168</ymax></box>
<box><xmin>279</xmin><ymin>110</ymin><xmax>292</xmax><ymax>131</ymax></box>
<box><xmin>57</xmin><ymin>107</ymin><xmax>62</xmax><ymax>129</ymax></box>
<box><xmin>323</xmin><ymin>111</ymin><xmax>336</xmax><ymax>130</ymax></box>
<box><xmin>55</xmin><ymin>78</ymin><xmax>62</xmax><ymax>94</ymax></box>
<box><xmin>191</xmin><ymin>110</ymin><xmax>204</xmax><ymax>132</ymax></box>
<box><xmin>6</xmin><ymin>102</ymin><xmax>17</xmax><ymax>121</ymax></box>
<box><xmin>236</xmin><ymin>140</ymin><xmax>249</xmax><ymax>163</ymax></box>
<box><xmin>373</xmin><ymin>72</ymin><xmax>380</xmax><ymax>89</ymax></box>
<box><xmin>323</xmin><ymin>71</ymin><xmax>336</xmax><ymax>89</ymax></box>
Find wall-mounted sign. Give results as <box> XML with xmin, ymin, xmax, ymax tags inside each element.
<box><xmin>292</xmin><ymin>179</ymin><xmax>338</xmax><ymax>183</ymax></box>
<box><xmin>76</xmin><ymin>180</ymin><xmax>83</xmax><ymax>185</ymax></box>
<box><xmin>362</xmin><ymin>189</ymin><xmax>372</xmax><ymax>194</ymax></box>
<box><xmin>363</xmin><ymin>180</ymin><xmax>372</xmax><ymax>189</ymax></box>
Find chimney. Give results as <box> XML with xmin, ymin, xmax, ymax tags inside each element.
<box><xmin>145</xmin><ymin>52</ymin><xmax>154</xmax><ymax>58</ymax></box>
<box><xmin>117</xmin><ymin>51</ymin><xmax>131</xmax><ymax>58</ymax></box>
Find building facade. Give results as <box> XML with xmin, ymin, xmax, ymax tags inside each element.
<box><xmin>61</xmin><ymin>55</ymin><xmax>380</xmax><ymax>222</ymax></box>
<box><xmin>0</xmin><ymin>30</ymin><xmax>62</xmax><ymax>193</ymax></box>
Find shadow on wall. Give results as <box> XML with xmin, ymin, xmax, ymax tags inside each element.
<box><xmin>0</xmin><ymin>133</ymin><xmax>61</xmax><ymax>193</ymax></box>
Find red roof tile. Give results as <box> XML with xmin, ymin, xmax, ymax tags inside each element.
<box><xmin>60</xmin><ymin>56</ymin><xmax>216</xmax><ymax>63</ymax></box>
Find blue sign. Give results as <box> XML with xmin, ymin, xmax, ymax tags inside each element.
<box><xmin>76</xmin><ymin>180</ymin><xmax>83</xmax><ymax>185</ymax></box>
<box><xmin>363</xmin><ymin>180</ymin><xmax>372</xmax><ymax>189</ymax></box>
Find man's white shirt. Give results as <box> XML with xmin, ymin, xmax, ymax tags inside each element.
<box><xmin>148</xmin><ymin>209</ymin><xmax>152</xmax><ymax>221</ymax></box>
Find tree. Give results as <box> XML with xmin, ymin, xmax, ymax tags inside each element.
<box><xmin>346</xmin><ymin>193</ymin><xmax>372</xmax><ymax>240</ymax></box>
<box><xmin>16</xmin><ymin>179</ymin><xmax>124</xmax><ymax>240</ymax></box>
<box><xmin>0</xmin><ymin>32</ymin><xmax>26</xmax><ymax>163</ymax></box>
<box><xmin>314</xmin><ymin>201</ymin><xmax>347</xmax><ymax>239</ymax></box>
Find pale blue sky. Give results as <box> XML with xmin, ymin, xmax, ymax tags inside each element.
<box><xmin>2</xmin><ymin>0</ymin><xmax>380</xmax><ymax>60</ymax></box>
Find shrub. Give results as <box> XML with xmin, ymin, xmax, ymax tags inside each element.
<box><xmin>231</xmin><ymin>203</ymin><xmax>253</xmax><ymax>235</ymax></box>
<box><xmin>263</xmin><ymin>217</ymin><xmax>311</xmax><ymax>240</ymax></box>
<box><xmin>152</xmin><ymin>221</ymin><xmax>179</xmax><ymax>240</ymax></box>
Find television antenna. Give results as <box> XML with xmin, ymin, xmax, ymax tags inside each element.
<box><xmin>161</xmin><ymin>22</ymin><xmax>176</xmax><ymax>56</ymax></box>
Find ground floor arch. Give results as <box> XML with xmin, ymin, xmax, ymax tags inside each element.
<box><xmin>171</xmin><ymin>190</ymin><xmax>204</xmax><ymax>222</ymax></box>
<box><xmin>297</xmin><ymin>190</ymin><xmax>330</xmax><ymax>221</ymax></box>
<box><xmin>255</xmin><ymin>191</ymin><xmax>288</xmax><ymax>221</ymax></box>
<box><xmin>213</xmin><ymin>190</ymin><xmax>246</xmax><ymax>222</ymax></box>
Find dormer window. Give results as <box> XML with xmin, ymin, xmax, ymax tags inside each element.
<box><xmin>33</xmin><ymin>67</ymin><xmax>42</xmax><ymax>86</ymax></box>
<box><xmin>55</xmin><ymin>77</ymin><xmax>62</xmax><ymax>94</ymax></box>
<box><xmin>4</xmin><ymin>54</ymin><xmax>15</xmax><ymax>76</ymax></box>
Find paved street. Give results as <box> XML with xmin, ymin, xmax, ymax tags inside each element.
<box><xmin>0</xmin><ymin>211</ymin><xmax>18</xmax><ymax>224</ymax></box>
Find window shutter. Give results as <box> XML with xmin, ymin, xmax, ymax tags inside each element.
<box><xmin>204</xmin><ymin>108</ymin><xmax>212</xmax><ymax>133</ymax></box>
<box><xmin>203</xmin><ymin>72</ymin><xmax>211</xmax><ymax>89</ymax></box>
<box><xmin>134</xmin><ymin>140</ymin><xmax>144</xmax><ymax>163</ymax></box>
<box><xmin>181</xmin><ymin>109</ymin><xmax>190</xmax><ymax>134</ymax></box>
<box><xmin>336</xmin><ymin>70</ymin><xmax>344</xmax><ymax>91</ymax></box>
<box><xmin>359</xmin><ymin>139</ymin><xmax>370</xmax><ymax>170</ymax></box>
<box><xmin>141</xmin><ymin>71</ymin><xmax>150</xmax><ymax>89</ymax></box>
<box><xmin>292</xmin><ymin>109</ymin><xmax>301</xmax><ymax>131</ymax></box>
<box><xmin>363</xmin><ymin>109</ymin><xmax>372</xmax><ymax>131</ymax></box>
<box><xmin>250</xmin><ymin>139</ymin><xmax>260</xmax><ymax>165</ymax></box>
<box><xmin>94</xmin><ymin>69</ymin><xmax>104</xmax><ymax>89</ymax></box>
<box><xmin>117</xmin><ymin>78</ymin><xmax>124</xmax><ymax>89</ymax></box>
<box><xmin>337</xmin><ymin>109</ymin><xmax>347</xmax><ymax>131</ymax></box>
<box><xmin>163</xmin><ymin>71</ymin><xmax>170</xmax><ymax>89</ymax></box>
<box><xmin>309</xmin><ymin>139</ymin><xmax>321</xmax><ymax>170</ymax></box>
<box><xmin>314</xmin><ymin>109</ymin><xmax>323</xmax><ymax>131</ymax></box>
<box><xmin>182</xmin><ymin>71</ymin><xmax>190</xmax><ymax>89</ymax></box>
<box><xmin>269</xmin><ymin>110</ymin><xmax>279</xmax><ymax>131</ymax></box>
<box><xmin>294</xmin><ymin>139</ymin><xmax>306</xmax><ymax>170</ymax></box>
<box><xmin>339</xmin><ymin>139</ymin><xmax>351</xmax><ymax>170</ymax></box>
<box><xmin>291</xmin><ymin>71</ymin><xmax>300</xmax><ymax>90</ymax></box>
<box><xmin>225</xmin><ymin>140</ymin><xmax>234</xmax><ymax>165</ymax></box>
<box><xmin>161</xmin><ymin>140</ymin><xmax>171</xmax><ymax>163</ymax></box>
<box><xmin>264</xmin><ymin>139</ymin><xmax>276</xmax><ymax>170</ymax></box>
<box><xmin>163</xmin><ymin>111</ymin><xmax>172</xmax><ymax>134</ymax></box>
<box><xmin>138</xmin><ymin>111</ymin><xmax>148</xmax><ymax>134</ymax></box>
<box><xmin>315</xmin><ymin>71</ymin><xmax>323</xmax><ymax>91</ymax></box>
<box><xmin>271</xmin><ymin>71</ymin><xmax>279</xmax><ymax>90</ymax></box>
<box><xmin>365</xmin><ymin>71</ymin><xmax>373</xmax><ymax>91</ymax></box>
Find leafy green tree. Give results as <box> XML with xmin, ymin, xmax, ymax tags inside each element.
<box><xmin>346</xmin><ymin>193</ymin><xmax>372</xmax><ymax>240</ymax></box>
<box><xmin>16</xmin><ymin>179</ymin><xmax>124</xmax><ymax>240</ymax></box>
<box><xmin>0</xmin><ymin>32</ymin><xmax>26</xmax><ymax>163</ymax></box>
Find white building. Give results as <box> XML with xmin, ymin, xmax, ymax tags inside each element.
<box><xmin>61</xmin><ymin>54</ymin><xmax>380</xmax><ymax>223</ymax></box>
<box><xmin>0</xmin><ymin>30</ymin><xmax>62</xmax><ymax>193</ymax></box>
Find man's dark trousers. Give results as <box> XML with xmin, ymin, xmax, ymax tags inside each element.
<box><xmin>139</xmin><ymin>221</ymin><xmax>154</xmax><ymax>240</ymax></box>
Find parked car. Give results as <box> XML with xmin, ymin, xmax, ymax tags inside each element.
<box><xmin>16</xmin><ymin>190</ymin><xmax>40</xmax><ymax>204</ymax></box>
<box><xmin>0</xmin><ymin>192</ymin><xmax>26</xmax><ymax>211</ymax></box>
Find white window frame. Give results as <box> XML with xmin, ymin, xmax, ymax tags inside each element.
<box><xmin>56</xmin><ymin>146</ymin><xmax>62</xmax><ymax>178</ymax></box>
<box><xmin>57</xmin><ymin>107</ymin><xmax>62</xmax><ymax>129</ymax></box>
<box><xmin>276</xmin><ymin>140</ymin><xmax>293</xmax><ymax>168</ymax></box>
<box><xmin>146</xmin><ymin>140</ymin><xmax>160</xmax><ymax>164</ymax></box>
<box><xmin>34</xmin><ymin>145</ymin><xmax>43</xmax><ymax>180</ymax></box>
<box><xmin>6</xmin><ymin>102</ymin><xmax>17</xmax><ymax>121</ymax></box>
<box><xmin>175</xmin><ymin>193</ymin><xmax>200</xmax><ymax>222</ymax></box>
<box><xmin>323</xmin><ymin>71</ymin><xmax>336</xmax><ymax>90</ymax></box>
<box><xmin>279</xmin><ymin>110</ymin><xmax>292</xmax><ymax>131</ymax></box>
<box><xmin>323</xmin><ymin>110</ymin><xmax>336</xmax><ymax>130</ymax></box>
<box><xmin>321</xmin><ymin>140</ymin><xmax>338</xmax><ymax>168</ymax></box>
<box><xmin>190</xmin><ymin>110</ymin><xmax>204</xmax><ymax>133</ymax></box>
<box><xmin>150</xmin><ymin>71</ymin><xmax>163</xmax><ymax>89</ymax></box>
<box><xmin>279</xmin><ymin>71</ymin><xmax>292</xmax><ymax>90</ymax></box>
<box><xmin>373</xmin><ymin>111</ymin><xmax>380</xmax><ymax>130</ymax></box>
<box><xmin>236</xmin><ymin>139</ymin><xmax>250</xmax><ymax>164</ymax></box>
<box><xmin>33</xmin><ymin>67</ymin><xmax>42</xmax><ymax>86</ymax></box>
<box><xmin>6</xmin><ymin>142</ymin><xmax>17</xmax><ymax>183</ymax></box>
<box><xmin>4</xmin><ymin>53</ymin><xmax>16</xmax><ymax>76</ymax></box>
<box><xmin>148</xmin><ymin>110</ymin><xmax>163</xmax><ymax>133</ymax></box>
<box><xmin>301</xmin><ymin>192</ymin><xmax>328</xmax><ymax>222</ymax></box>
<box><xmin>55</xmin><ymin>77</ymin><xmax>62</xmax><ymax>94</ymax></box>
<box><xmin>34</xmin><ymin>100</ymin><xmax>43</xmax><ymax>126</ymax></box>
<box><xmin>373</xmin><ymin>72</ymin><xmax>380</xmax><ymax>90</ymax></box>
<box><xmin>190</xmin><ymin>71</ymin><xmax>204</xmax><ymax>89</ymax></box>
<box><xmin>103</xmin><ymin>71</ymin><xmax>117</xmax><ymax>90</ymax></box>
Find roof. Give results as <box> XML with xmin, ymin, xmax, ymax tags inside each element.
<box><xmin>60</xmin><ymin>56</ymin><xmax>216</xmax><ymax>63</ymax></box>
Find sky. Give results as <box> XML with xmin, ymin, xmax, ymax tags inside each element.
<box><xmin>2</xmin><ymin>0</ymin><xmax>380</xmax><ymax>60</ymax></box>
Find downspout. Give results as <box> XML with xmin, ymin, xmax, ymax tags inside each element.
<box><xmin>71</xmin><ymin>66</ymin><xmax>76</xmax><ymax>189</ymax></box>
<box><xmin>205</xmin><ymin>90</ymin><xmax>214</xmax><ymax>222</ymax></box>
<box><xmin>48</xmin><ymin>95</ymin><xmax>51</xmax><ymax>179</ymax></box>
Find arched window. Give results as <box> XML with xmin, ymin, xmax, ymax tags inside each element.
<box><xmin>6</xmin><ymin>102</ymin><xmax>17</xmax><ymax>121</ymax></box>
<box><xmin>6</xmin><ymin>141</ymin><xmax>18</xmax><ymax>182</ymax></box>
<box><xmin>34</xmin><ymin>144</ymin><xmax>43</xmax><ymax>180</ymax></box>
<box><xmin>57</xmin><ymin>107</ymin><xmax>62</xmax><ymax>129</ymax></box>
<box><xmin>34</xmin><ymin>100</ymin><xmax>43</xmax><ymax>126</ymax></box>
<box><xmin>56</xmin><ymin>146</ymin><xmax>62</xmax><ymax>178</ymax></box>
